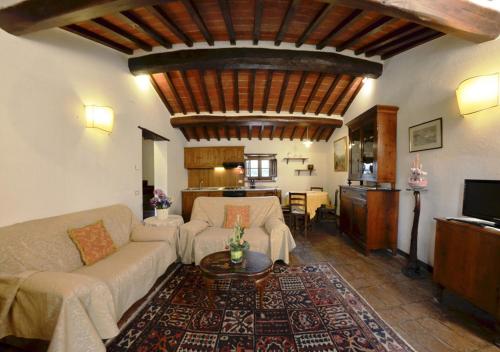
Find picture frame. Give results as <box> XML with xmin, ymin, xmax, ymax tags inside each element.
<box><xmin>409</xmin><ymin>118</ymin><xmax>443</xmax><ymax>153</ymax></box>
<box><xmin>334</xmin><ymin>136</ymin><xmax>348</xmax><ymax>172</ymax></box>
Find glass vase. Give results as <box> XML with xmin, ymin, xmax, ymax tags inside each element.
<box><xmin>230</xmin><ymin>248</ymin><xmax>243</xmax><ymax>264</ymax></box>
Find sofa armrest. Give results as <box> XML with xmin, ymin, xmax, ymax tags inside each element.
<box><xmin>264</xmin><ymin>218</ymin><xmax>288</xmax><ymax>235</ymax></box>
<box><xmin>264</xmin><ymin>218</ymin><xmax>296</xmax><ymax>264</ymax></box>
<box><xmin>178</xmin><ymin>220</ymin><xmax>209</xmax><ymax>264</ymax></box>
<box><xmin>180</xmin><ymin>220</ymin><xmax>209</xmax><ymax>237</ymax></box>
<box><xmin>131</xmin><ymin>223</ymin><xmax>177</xmax><ymax>245</ymax></box>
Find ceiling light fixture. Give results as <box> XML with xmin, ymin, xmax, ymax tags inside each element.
<box><xmin>303</xmin><ymin>127</ymin><xmax>313</xmax><ymax>148</ymax></box>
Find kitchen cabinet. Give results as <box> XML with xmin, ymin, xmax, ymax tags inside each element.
<box><xmin>247</xmin><ymin>189</ymin><xmax>282</xmax><ymax>200</ymax></box>
<box><xmin>184</xmin><ymin>147</ymin><xmax>244</xmax><ymax>169</ymax></box>
<box><xmin>182</xmin><ymin>191</ymin><xmax>223</xmax><ymax>221</ymax></box>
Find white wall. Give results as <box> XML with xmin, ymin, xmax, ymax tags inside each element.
<box><xmin>0</xmin><ymin>28</ymin><xmax>186</xmax><ymax>226</ymax></box>
<box><xmin>142</xmin><ymin>139</ymin><xmax>155</xmax><ymax>185</ymax></box>
<box><xmin>329</xmin><ymin>36</ymin><xmax>500</xmax><ymax>265</ymax></box>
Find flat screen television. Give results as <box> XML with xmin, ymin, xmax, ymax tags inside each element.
<box><xmin>462</xmin><ymin>179</ymin><xmax>500</xmax><ymax>222</ymax></box>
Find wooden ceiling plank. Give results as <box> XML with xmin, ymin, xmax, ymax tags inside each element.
<box><xmin>303</xmin><ymin>73</ymin><xmax>326</xmax><ymax>114</ymax></box>
<box><xmin>149</xmin><ymin>74</ymin><xmax>174</xmax><ymax>115</ymax></box>
<box><xmin>164</xmin><ymin>72</ymin><xmax>186</xmax><ymax>114</ymax></box>
<box><xmin>215</xmin><ymin>69</ymin><xmax>227</xmax><ymax>113</ymax></box>
<box><xmin>64</xmin><ymin>24</ymin><xmax>133</xmax><ymax>54</ymax></box>
<box><xmin>180</xmin><ymin>70</ymin><xmax>199</xmax><ymax>114</ymax></box>
<box><xmin>253</xmin><ymin>0</ymin><xmax>264</xmax><ymax>45</ymax></box>
<box><xmin>181</xmin><ymin>0</ymin><xmax>214</xmax><ymax>46</ymax></box>
<box><xmin>296</xmin><ymin>2</ymin><xmax>335</xmax><ymax>48</ymax></box>
<box><xmin>325</xmin><ymin>127</ymin><xmax>335</xmax><ymax>142</ymax></box>
<box><xmin>276</xmin><ymin>71</ymin><xmax>290</xmax><ymax>113</ymax></box>
<box><xmin>249</xmin><ymin>69</ymin><xmax>256</xmax><ymax>113</ymax></box>
<box><xmin>381</xmin><ymin>31</ymin><xmax>445</xmax><ymax>59</ymax></box>
<box><xmin>92</xmin><ymin>17</ymin><xmax>151</xmax><ymax>51</ymax></box>
<box><xmin>129</xmin><ymin>48</ymin><xmax>383</xmax><ymax>78</ymax></box>
<box><xmin>355</xmin><ymin>23</ymin><xmax>420</xmax><ymax>55</ymax></box>
<box><xmin>180</xmin><ymin>126</ymin><xmax>190</xmax><ymax>140</ymax></box>
<box><xmin>275</xmin><ymin>0</ymin><xmax>300</xmax><ymax>46</ymax></box>
<box><xmin>289</xmin><ymin>71</ymin><xmax>308</xmax><ymax>113</ymax></box>
<box><xmin>336</xmin><ymin>16</ymin><xmax>395</xmax><ymax>52</ymax></box>
<box><xmin>290</xmin><ymin>126</ymin><xmax>297</xmax><ymax>140</ymax></box>
<box><xmin>233</xmin><ymin>70</ymin><xmax>240</xmax><ymax>113</ymax></box>
<box><xmin>341</xmin><ymin>78</ymin><xmax>364</xmax><ymax>115</ymax></box>
<box><xmin>147</xmin><ymin>5</ymin><xmax>193</xmax><ymax>47</ymax></box>
<box><xmin>218</xmin><ymin>0</ymin><xmax>236</xmax><ymax>45</ymax></box>
<box><xmin>262</xmin><ymin>70</ymin><xmax>274</xmax><ymax>113</ymax></box>
<box><xmin>367</xmin><ymin>27</ymin><xmax>436</xmax><ymax>56</ymax></box>
<box><xmin>199</xmin><ymin>70</ymin><xmax>213</xmax><ymax>114</ymax></box>
<box><xmin>120</xmin><ymin>11</ymin><xmax>172</xmax><ymax>49</ymax></box>
<box><xmin>328</xmin><ymin>76</ymin><xmax>356</xmax><ymax>115</ymax></box>
<box><xmin>317</xmin><ymin>9</ymin><xmax>363</xmax><ymax>50</ymax></box>
<box><xmin>315</xmin><ymin>74</ymin><xmax>342</xmax><ymax>115</ymax></box>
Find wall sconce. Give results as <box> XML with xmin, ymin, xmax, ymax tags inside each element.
<box><xmin>456</xmin><ymin>73</ymin><xmax>499</xmax><ymax>115</ymax></box>
<box><xmin>85</xmin><ymin>105</ymin><xmax>114</xmax><ymax>133</ymax></box>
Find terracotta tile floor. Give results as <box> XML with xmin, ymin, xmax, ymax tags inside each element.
<box><xmin>2</xmin><ymin>222</ymin><xmax>498</xmax><ymax>351</ymax></box>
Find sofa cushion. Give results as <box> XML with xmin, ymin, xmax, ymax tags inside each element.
<box><xmin>68</xmin><ymin>221</ymin><xmax>116</xmax><ymax>265</ymax></box>
<box><xmin>223</xmin><ymin>205</ymin><xmax>250</xmax><ymax>228</ymax></box>
<box><xmin>75</xmin><ymin>241</ymin><xmax>176</xmax><ymax>318</ymax></box>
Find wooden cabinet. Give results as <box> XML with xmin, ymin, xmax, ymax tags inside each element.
<box><xmin>346</xmin><ymin>105</ymin><xmax>398</xmax><ymax>188</ymax></box>
<box><xmin>247</xmin><ymin>189</ymin><xmax>282</xmax><ymax>201</ymax></box>
<box><xmin>339</xmin><ymin>186</ymin><xmax>399</xmax><ymax>255</ymax></box>
<box><xmin>184</xmin><ymin>147</ymin><xmax>244</xmax><ymax>169</ymax></box>
<box><xmin>181</xmin><ymin>191</ymin><xmax>224</xmax><ymax>221</ymax></box>
<box><xmin>434</xmin><ymin>219</ymin><xmax>500</xmax><ymax>320</ymax></box>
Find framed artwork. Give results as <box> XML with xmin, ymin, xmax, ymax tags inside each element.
<box><xmin>334</xmin><ymin>136</ymin><xmax>348</xmax><ymax>172</ymax></box>
<box><xmin>409</xmin><ymin>118</ymin><xmax>443</xmax><ymax>152</ymax></box>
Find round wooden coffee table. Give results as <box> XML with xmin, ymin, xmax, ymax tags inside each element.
<box><xmin>199</xmin><ymin>250</ymin><xmax>273</xmax><ymax>308</ymax></box>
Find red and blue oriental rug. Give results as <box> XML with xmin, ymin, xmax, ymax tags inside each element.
<box><xmin>107</xmin><ymin>263</ymin><xmax>414</xmax><ymax>351</ymax></box>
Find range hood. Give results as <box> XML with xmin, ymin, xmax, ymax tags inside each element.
<box><xmin>222</xmin><ymin>162</ymin><xmax>245</xmax><ymax>169</ymax></box>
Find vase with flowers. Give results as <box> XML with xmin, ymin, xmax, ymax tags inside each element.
<box><xmin>229</xmin><ymin>215</ymin><xmax>250</xmax><ymax>264</ymax></box>
<box><xmin>150</xmin><ymin>189</ymin><xmax>173</xmax><ymax>220</ymax></box>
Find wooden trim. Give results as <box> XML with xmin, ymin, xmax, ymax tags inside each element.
<box><xmin>275</xmin><ymin>0</ymin><xmax>300</xmax><ymax>46</ymax></box>
<box><xmin>317</xmin><ymin>9</ymin><xmax>363</xmax><ymax>50</ymax></box>
<box><xmin>181</xmin><ymin>0</ymin><xmax>214</xmax><ymax>45</ymax></box>
<box><xmin>262</xmin><ymin>70</ymin><xmax>273</xmax><ymax>113</ymax></box>
<box><xmin>199</xmin><ymin>70</ymin><xmax>212</xmax><ymax>113</ymax></box>
<box><xmin>315</xmin><ymin>74</ymin><xmax>342</xmax><ymax>115</ymax></box>
<box><xmin>296</xmin><ymin>2</ymin><xmax>334</xmax><ymax>48</ymax></box>
<box><xmin>328</xmin><ymin>76</ymin><xmax>356</xmax><ymax>115</ymax></box>
<box><xmin>120</xmin><ymin>11</ymin><xmax>172</xmax><ymax>49</ymax></box>
<box><xmin>164</xmin><ymin>72</ymin><xmax>186</xmax><ymax>114</ymax></box>
<box><xmin>91</xmin><ymin>17</ymin><xmax>151</xmax><ymax>51</ymax></box>
<box><xmin>128</xmin><ymin>48</ymin><xmax>383</xmax><ymax>78</ymax></box>
<box><xmin>335</xmin><ymin>16</ymin><xmax>395</xmax><ymax>52</ymax></box>
<box><xmin>215</xmin><ymin>69</ymin><xmax>226</xmax><ymax>113</ymax></box>
<box><xmin>64</xmin><ymin>24</ymin><xmax>133</xmax><ymax>54</ymax></box>
<box><xmin>253</xmin><ymin>0</ymin><xmax>264</xmax><ymax>45</ymax></box>
<box><xmin>180</xmin><ymin>70</ymin><xmax>199</xmax><ymax>114</ymax></box>
<box><xmin>276</xmin><ymin>71</ymin><xmax>290</xmax><ymax>113</ymax></box>
<box><xmin>303</xmin><ymin>73</ymin><xmax>325</xmax><ymax>114</ymax></box>
<box><xmin>147</xmin><ymin>5</ymin><xmax>193</xmax><ymax>47</ymax></box>
<box><xmin>218</xmin><ymin>0</ymin><xmax>236</xmax><ymax>45</ymax></box>
<box><xmin>138</xmin><ymin>126</ymin><xmax>170</xmax><ymax>141</ymax></box>
<box><xmin>149</xmin><ymin>74</ymin><xmax>174</xmax><ymax>115</ymax></box>
<box><xmin>289</xmin><ymin>72</ymin><xmax>308</xmax><ymax>113</ymax></box>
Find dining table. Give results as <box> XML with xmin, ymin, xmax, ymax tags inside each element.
<box><xmin>285</xmin><ymin>190</ymin><xmax>331</xmax><ymax>219</ymax></box>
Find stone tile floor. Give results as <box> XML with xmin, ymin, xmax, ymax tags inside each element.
<box><xmin>290</xmin><ymin>222</ymin><xmax>499</xmax><ymax>352</ymax></box>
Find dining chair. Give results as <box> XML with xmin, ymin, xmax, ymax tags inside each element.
<box><xmin>289</xmin><ymin>192</ymin><xmax>310</xmax><ymax>238</ymax></box>
<box><xmin>310</xmin><ymin>187</ymin><xmax>323</xmax><ymax>191</ymax></box>
<box><xmin>316</xmin><ymin>189</ymin><xmax>339</xmax><ymax>224</ymax></box>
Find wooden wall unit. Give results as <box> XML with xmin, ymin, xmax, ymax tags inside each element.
<box><xmin>434</xmin><ymin>219</ymin><xmax>500</xmax><ymax>320</ymax></box>
<box><xmin>339</xmin><ymin>186</ymin><xmax>399</xmax><ymax>255</ymax></box>
<box><xmin>188</xmin><ymin>168</ymin><xmax>243</xmax><ymax>188</ymax></box>
<box><xmin>184</xmin><ymin>147</ymin><xmax>244</xmax><ymax>169</ymax></box>
<box><xmin>182</xmin><ymin>191</ymin><xmax>223</xmax><ymax>221</ymax></box>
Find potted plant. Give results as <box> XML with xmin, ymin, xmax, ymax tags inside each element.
<box><xmin>229</xmin><ymin>216</ymin><xmax>249</xmax><ymax>264</ymax></box>
<box><xmin>150</xmin><ymin>189</ymin><xmax>173</xmax><ymax>219</ymax></box>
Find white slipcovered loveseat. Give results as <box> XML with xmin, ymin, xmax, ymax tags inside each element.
<box><xmin>0</xmin><ymin>204</ymin><xmax>177</xmax><ymax>352</ymax></box>
<box><xmin>179</xmin><ymin>196</ymin><xmax>296</xmax><ymax>265</ymax></box>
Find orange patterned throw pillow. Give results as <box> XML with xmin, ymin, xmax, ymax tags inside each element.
<box><xmin>68</xmin><ymin>220</ymin><xmax>116</xmax><ymax>265</ymax></box>
<box><xmin>223</xmin><ymin>205</ymin><xmax>250</xmax><ymax>229</ymax></box>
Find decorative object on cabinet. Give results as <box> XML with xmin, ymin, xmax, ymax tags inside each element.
<box><xmin>346</xmin><ymin>105</ymin><xmax>398</xmax><ymax>188</ymax></box>
<box><xmin>456</xmin><ymin>73</ymin><xmax>499</xmax><ymax>115</ymax></box>
<box><xmin>334</xmin><ymin>136</ymin><xmax>348</xmax><ymax>172</ymax></box>
<box><xmin>409</xmin><ymin>117</ymin><xmax>442</xmax><ymax>152</ymax></box>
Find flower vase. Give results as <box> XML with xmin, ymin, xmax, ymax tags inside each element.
<box><xmin>230</xmin><ymin>248</ymin><xmax>243</xmax><ymax>264</ymax></box>
<box><xmin>156</xmin><ymin>208</ymin><xmax>169</xmax><ymax>220</ymax></box>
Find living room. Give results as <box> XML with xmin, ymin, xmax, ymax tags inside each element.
<box><xmin>1</xmin><ymin>1</ymin><xmax>499</xmax><ymax>352</ymax></box>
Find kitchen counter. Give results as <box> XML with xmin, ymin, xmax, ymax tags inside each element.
<box><xmin>182</xmin><ymin>187</ymin><xmax>281</xmax><ymax>192</ymax></box>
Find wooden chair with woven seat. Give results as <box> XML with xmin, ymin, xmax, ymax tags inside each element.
<box><xmin>289</xmin><ymin>192</ymin><xmax>311</xmax><ymax>238</ymax></box>
<box><xmin>310</xmin><ymin>187</ymin><xmax>323</xmax><ymax>191</ymax></box>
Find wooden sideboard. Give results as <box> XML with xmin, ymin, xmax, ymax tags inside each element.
<box><xmin>339</xmin><ymin>186</ymin><xmax>399</xmax><ymax>255</ymax></box>
<box><xmin>434</xmin><ymin>218</ymin><xmax>500</xmax><ymax>320</ymax></box>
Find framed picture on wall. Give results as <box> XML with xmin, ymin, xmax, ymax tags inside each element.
<box><xmin>334</xmin><ymin>136</ymin><xmax>348</xmax><ymax>172</ymax></box>
<box><xmin>409</xmin><ymin>118</ymin><xmax>443</xmax><ymax>152</ymax></box>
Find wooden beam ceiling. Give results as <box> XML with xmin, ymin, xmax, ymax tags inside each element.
<box><xmin>129</xmin><ymin>48</ymin><xmax>383</xmax><ymax>78</ymax></box>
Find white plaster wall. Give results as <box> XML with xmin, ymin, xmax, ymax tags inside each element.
<box><xmin>186</xmin><ymin>139</ymin><xmax>333</xmax><ymax>199</ymax></box>
<box><xmin>329</xmin><ymin>36</ymin><xmax>500</xmax><ymax>265</ymax></box>
<box><xmin>0</xmin><ymin>28</ymin><xmax>186</xmax><ymax>226</ymax></box>
<box><xmin>142</xmin><ymin>139</ymin><xmax>155</xmax><ymax>186</ymax></box>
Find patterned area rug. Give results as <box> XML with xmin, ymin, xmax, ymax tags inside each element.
<box><xmin>107</xmin><ymin>263</ymin><xmax>414</xmax><ymax>351</ymax></box>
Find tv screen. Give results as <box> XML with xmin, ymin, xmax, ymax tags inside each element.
<box><xmin>463</xmin><ymin>179</ymin><xmax>500</xmax><ymax>222</ymax></box>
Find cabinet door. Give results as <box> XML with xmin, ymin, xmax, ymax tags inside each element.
<box><xmin>339</xmin><ymin>195</ymin><xmax>352</xmax><ymax>234</ymax></box>
<box><xmin>361</xmin><ymin>120</ymin><xmax>376</xmax><ymax>182</ymax></box>
<box><xmin>182</xmin><ymin>191</ymin><xmax>209</xmax><ymax>221</ymax></box>
<box><xmin>351</xmin><ymin>199</ymin><xmax>367</xmax><ymax>241</ymax></box>
<box><xmin>349</xmin><ymin>129</ymin><xmax>362</xmax><ymax>180</ymax></box>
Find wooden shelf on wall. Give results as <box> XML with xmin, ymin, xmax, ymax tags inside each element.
<box><xmin>284</xmin><ymin>157</ymin><xmax>308</xmax><ymax>164</ymax></box>
<box><xmin>295</xmin><ymin>169</ymin><xmax>315</xmax><ymax>175</ymax></box>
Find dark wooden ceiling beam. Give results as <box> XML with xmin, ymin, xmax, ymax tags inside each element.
<box><xmin>341</xmin><ymin>78</ymin><xmax>363</xmax><ymax>115</ymax></box>
<box><xmin>303</xmin><ymin>73</ymin><xmax>325</xmax><ymax>114</ymax></box>
<box><xmin>280</xmin><ymin>126</ymin><xmax>287</xmax><ymax>140</ymax></box>
<box><xmin>180</xmin><ymin>70</ymin><xmax>199</xmax><ymax>114</ymax></box>
<box><xmin>237</xmin><ymin>126</ymin><xmax>241</xmax><ymax>140</ymax></box>
<box><xmin>262</xmin><ymin>70</ymin><xmax>274</xmax><ymax>113</ymax></box>
<box><xmin>259</xmin><ymin>126</ymin><xmax>263</xmax><ymax>140</ymax></box>
<box><xmin>147</xmin><ymin>5</ymin><xmax>193</xmax><ymax>47</ymax></box>
<box><xmin>181</xmin><ymin>0</ymin><xmax>214</xmax><ymax>46</ymax></box>
<box><xmin>233</xmin><ymin>70</ymin><xmax>240</xmax><ymax>113</ymax></box>
<box><xmin>199</xmin><ymin>70</ymin><xmax>213</xmax><ymax>113</ymax></box>
<box><xmin>301</xmin><ymin>127</ymin><xmax>308</xmax><ymax>141</ymax></box>
<box><xmin>312</xmin><ymin>126</ymin><xmax>324</xmax><ymax>141</ymax></box>
<box><xmin>296</xmin><ymin>2</ymin><xmax>335</xmax><ymax>48</ymax></box>
<box><xmin>149</xmin><ymin>74</ymin><xmax>174</xmax><ymax>115</ymax></box>
<box><xmin>355</xmin><ymin>23</ymin><xmax>418</xmax><ymax>55</ymax></box>
<box><xmin>289</xmin><ymin>71</ymin><xmax>308</xmax><ymax>113</ymax></box>
<box><xmin>128</xmin><ymin>48</ymin><xmax>383</xmax><ymax>78</ymax></box>
<box><xmin>315</xmin><ymin>74</ymin><xmax>342</xmax><ymax>115</ymax></box>
<box><xmin>317</xmin><ymin>9</ymin><xmax>363</xmax><ymax>50</ymax></box>
<box><xmin>225</xmin><ymin>126</ymin><xmax>230</xmax><ymax>140</ymax></box>
<box><xmin>91</xmin><ymin>17</ymin><xmax>151</xmax><ymax>51</ymax></box>
<box><xmin>248</xmin><ymin>126</ymin><xmax>252</xmax><ymax>140</ymax></box>
<box><xmin>253</xmin><ymin>0</ymin><xmax>264</xmax><ymax>45</ymax></box>
<box><xmin>276</xmin><ymin>71</ymin><xmax>290</xmax><ymax>113</ymax></box>
<box><xmin>192</xmin><ymin>126</ymin><xmax>200</xmax><ymax>142</ymax></box>
<box><xmin>171</xmin><ymin>115</ymin><xmax>343</xmax><ymax>127</ymax></box>
<box><xmin>203</xmin><ymin>126</ymin><xmax>210</xmax><ymax>140</ymax></box>
<box><xmin>366</xmin><ymin>27</ymin><xmax>435</xmax><ymax>57</ymax></box>
<box><xmin>164</xmin><ymin>72</ymin><xmax>186</xmax><ymax>114</ymax></box>
<box><xmin>249</xmin><ymin>70</ymin><xmax>256</xmax><ymax>113</ymax></box>
<box><xmin>275</xmin><ymin>0</ymin><xmax>300</xmax><ymax>46</ymax></box>
<box><xmin>214</xmin><ymin>126</ymin><xmax>221</xmax><ymax>141</ymax></box>
<box><xmin>64</xmin><ymin>24</ymin><xmax>133</xmax><ymax>54</ymax></box>
<box><xmin>335</xmin><ymin>16</ymin><xmax>395</xmax><ymax>52</ymax></box>
<box><xmin>325</xmin><ymin>127</ymin><xmax>335</xmax><ymax>142</ymax></box>
<box><xmin>290</xmin><ymin>126</ymin><xmax>297</xmax><ymax>140</ymax></box>
<box><xmin>120</xmin><ymin>11</ymin><xmax>172</xmax><ymax>49</ymax></box>
<box><xmin>180</xmin><ymin>126</ymin><xmax>190</xmax><ymax>141</ymax></box>
<box><xmin>269</xmin><ymin>125</ymin><xmax>275</xmax><ymax>140</ymax></box>
<box><xmin>381</xmin><ymin>31</ymin><xmax>445</xmax><ymax>59</ymax></box>
<box><xmin>328</xmin><ymin>76</ymin><xmax>356</xmax><ymax>115</ymax></box>
<box><xmin>218</xmin><ymin>0</ymin><xmax>236</xmax><ymax>45</ymax></box>
<box><xmin>215</xmin><ymin>69</ymin><xmax>226</xmax><ymax>113</ymax></box>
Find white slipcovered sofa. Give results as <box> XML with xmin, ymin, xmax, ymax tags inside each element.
<box><xmin>0</xmin><ymin>204</ymin><xmax>177</xmax><ymax>352</ymax></box>
<box><xmin>179</xmin><ymin>196</ymin><xmax>296</xmax><ymax>265</ymax></box>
